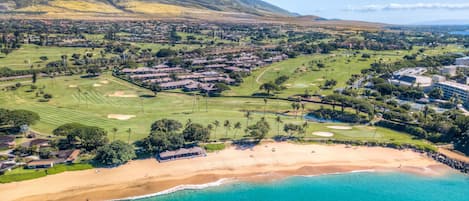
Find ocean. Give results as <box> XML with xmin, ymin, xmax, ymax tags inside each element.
<box><xmin>450</xmin><ymin>31</ymin><xmax>469</xmax><ymax>36</ymax></box>
<box><xmin>131</xmin><ymin>172</ymin><xmax>469</xmax><ymax>201</ymax></box>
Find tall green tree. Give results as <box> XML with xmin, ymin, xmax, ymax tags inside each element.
<box><xmin>246</xmin><ymin>119</ymin><xmax>270</xmax><ymax>140</ymax></box>
<box><xmin>95</xmin><ymin>140</ymin><xmax>136</xmax><ymax>166</ymax></box>
<box><xmin>223</xmin><ymin>120</ymin><xmax>231</xmax><ymax>138</ymax></box>
<box><xmin>183</xmin><ymin>123</ymin><xmax>210</xmax><ymax>142</ymax></box>
<box><xmin>259</xmin><ymin>82</ymin><xmax>279</xmax><ymax>96</ymax></box>
<box><xmin>244</xmin><ymin>111</ymin><xmax>252</xmax><ymax>128</ymax></box>
<box><xmin>275</xmin><ymin>116</ymin><xmax>283</xmax><ymax>136</ymax></box>
<box><xmin>70</xmin><ymin>126</ymin><xmax>109</xmax><ymax>151</ymax></box>
<box><xmin>151</xmin><ymin>119</ymin><xmax>183</xmax><ymax>133</ymax></box>
<box><xmin>233</xmin><ymin>122</ymin><xmax>242</xmax><ymax>139</ymax></box>
<box><xmin>212</xmin><ymin>120</ymin><xmax>220</xmax><ymax>139</ymax></box>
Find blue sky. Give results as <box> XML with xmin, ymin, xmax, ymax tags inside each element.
<box><xmin>264</xmin><ymin>0</ymin><xmax>469</xmax><ymax>24</ymax></box>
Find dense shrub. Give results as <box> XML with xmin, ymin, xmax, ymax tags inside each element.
<box><xmin>309</xmin><ymin>108</ymin><xmax>367</xmax><ymax>124</ymax></box>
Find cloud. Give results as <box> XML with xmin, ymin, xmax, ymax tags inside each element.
<box><xmin>347</xmin><ymin>3</ymin><xmax>469</xmax><ymax>12</ymax></box>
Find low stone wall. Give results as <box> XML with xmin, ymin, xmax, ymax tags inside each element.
<box><xmin>427</xmin><ymin>152</ymin><xmax>469</xmax><ymax>174</ymax></box>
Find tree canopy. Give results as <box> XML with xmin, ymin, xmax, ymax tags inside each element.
<box><xmin>183</xmin><ymin>123</ymin><xmax>211</xmax><ymax>142</ymax></box>
<box><xmin>259</xmin><ymin>82</ymin><xmax>280</xmax><ymax>95</ymax></box>
<box><xmin>142</xmin><ymin>131</ymin><xmax>185</xmax><ymax>153</ymax></box>
<box><xmin>69</xmin><ymin>126</ymin><xmax>109</xmax><ymax>151</ymax></box>
<box><xmin>52</xmin><ymin>123</ymin><xmax>85</xmax><ymax>136</ymax></box>
<box><xmin>245</xmin><ymin>119</ymin><xmax>270</xmax><ymax>140</ymax></box>
<box><xmin>151</xmin><ymin>119</ymin><xmax>183</xmax><ymax>133</ymax></box>
<box><xmin>0</xmin><ymin>108</ymin><xmax>40</xmax><ymax>129</ymax></box>
<box><xmin>95</xmin><ymin>140</ymin><xmax>136</xmax><ymax>166</ymax></box>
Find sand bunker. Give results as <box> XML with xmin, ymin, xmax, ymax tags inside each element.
<box><xmin>107</xmin><ymin>114</ymin><xmax>136</xmax><ymax>121</ymax></box>
<box><xmin>327</xmin><ymin>126</ymin><xmax>353</xmax><ymax>130</ymax></box>
<box><xmin>312</xmin><ymin>132</ymin><xmax>334</xmax><ymax>137</ymax></box>
<box><xmin>93</xmin><ymin>84</ymin><xmax>102</xmax><ymax>87</ymax></box>
<box><xmin>100</xmin><ymin>80</ymin><xmax>109</xmax><ymax>84</ymax></box>
<box><xmin>315</xmin><ymin>78</ymin><xmax>325</xmax><ymax>82</ymax></box>
<box><xmin>68</xmin><ymin>85</ymin><xmax>78</xmax><ymax>88</ymax></box>
<box><xmin>108</xmin><ymin>91</ymin><xmax>138</xmax><ymax>98</ymax></box>
<box><xmin>356</xmin><ymin>125</ymin><xmax>376</xmax><ymax>130</ymax></box>
<box><xmin>294</xmin><ymin>83</ymin><xmax>308</xmax><ymax>88</ymax></box>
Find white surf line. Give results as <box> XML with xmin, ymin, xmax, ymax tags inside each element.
<box><xmin>113</xmin><ymin>178</ymin><xmax>233</xmax><ymax>201</ymax></box>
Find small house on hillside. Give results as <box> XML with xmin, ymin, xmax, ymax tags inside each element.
<box><xmin>0</xmin><ymin>136</ymin><xmax>16</xmax><ymax>149</ymax></box>
<box><xmin>21</xmin><ymin>139</ymin><xmax>51</xmax><ymax>149</ymax></box>
<box><xmin>26</xmin><ymin>159</ymin><xmax>57</xmax><ymax>169</ymax></box>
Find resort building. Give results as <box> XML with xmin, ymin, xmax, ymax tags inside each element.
<box><xmin>157</xmin><ymin>147</ymin><xmax>207</xmax><ymax>162</ymax></box>
<box><xmin>389</xmin><ymin>75</ymin><xmax>433</xmax><ymax>89</ymax></box>
<box><xmin>434</xmin><ymin>81</ymin><xmax>469</xmax><ymax>107</ymax></box>
<box><xmin>392</xmin><ymin>67</ymin><xmax>427</xmax><ymax>77</ymax></box>
<box><xmin>432</xmin><ymin>75</ymin><xmax>446</xmax><ymax>83</ymax></box>
<box><xmin>455</xmin><ymin>56</ymin><xmax>469</xmax><ymax>66</ymax></box>
<box><xmin>441</xmin><ymin>66</ymin><xmax>457</xmax><ymax>76</ymax></box>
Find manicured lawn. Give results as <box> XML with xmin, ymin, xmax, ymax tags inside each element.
<box><xmin>0</xmin><ymin>73</ymin><xmax>431</xmax><ymax>147</ymax></box>
<box><xmin>0</xmin><ymin>163</ymin><xmax>93</xmax><ymax>183</ymax></box>
<box><xmin>226</xmin><ymin>45</ymin><xmax>465</xmax><ymax>98</ymax></box>
<box><xmin>0</xmin><ymin>44</ymin><xmax>111</xmax><ymax>70</ymax></box>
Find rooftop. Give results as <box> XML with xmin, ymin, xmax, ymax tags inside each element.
<box><xmin>27</xmin><ymin>159</ymin><xmax>58</xmax><ymax>166</ymax></box>
<box><xmin>436</xmin><ymin>81</ymin><xmax>469</xmax><ymax>91</ymax></box>
<box><xmin>159</xmin><ymin>147</ymin><xmax>205</xmax><ymax>159</ymax></box>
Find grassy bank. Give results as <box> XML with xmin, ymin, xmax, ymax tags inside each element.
<box><xmin>0</xmin><ymin>163</ymin><xmax>93</xmax><ymax>184</ymax></box>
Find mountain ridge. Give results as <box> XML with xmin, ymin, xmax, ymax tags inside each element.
<box><xmin>0</xmin><ymin>0</ymin><xmax>297</xmax><ymax>17</ymax></box>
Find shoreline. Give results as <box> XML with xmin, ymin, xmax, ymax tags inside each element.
<box><xmin>0</xmin><ymin>142</ymin><xmax>455</xmax><ymax>201</ymax></box>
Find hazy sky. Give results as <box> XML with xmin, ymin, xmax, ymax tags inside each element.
<box><xmin>264</xmin><ymin>0</ymin><xmax>469</xmax><ymax>24</ymax></box>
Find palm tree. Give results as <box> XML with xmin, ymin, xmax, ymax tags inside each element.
<box><xmin>234</xmin><ymin>122</ymin><xmax>242</xmax><ymax>139</ymax></box>
<box><xmin>423</xmin><ymin>105</ymin><xmax>430</xmax><ymax>122</ymax></box>
<box><xmin>275</xmin><ymin>116</ymin><xmax>283</xmax><ymax>136</ymax></box>
<box><xmin>111</xmin><ymin>128</ymin><xmax>118</xmax><ymax>141</ymax></box>
<box><xmin>186</xmin><ymin>118</ymin><xmax>192</xmax><ymax>128</ymax></box>
<box><xmin>301</xmin><ymin>102</ymin><xmax>305</xmax><ymax>116</ymax></box>
<box><xmin>244</xmin><ymin>111</ymin><xmax>252</xmax><ymax>127</ymax></box>
<box><xmin>302</xmin><ymin>121</ymin><xmax>308</xmax><ymax>136</ymax></box>
<box><xmin>291</xmin><ymin>102</ymin><xmax>300</xmax><ymax>119</ymax></box>
<box><xmin>61</xmin><ymin>55</ymin><xmax>67</xmax><ymax>67</ymax></box>
<box><xmin>223</xmin><ymin>120</ymin><xmax>231</xmax><ymax>138</ymax></box>
<box><xmin>126</xmin><ymin>128</ymin><xmax>132</xmax><ymax>144</ymax></box>
<box><xmin>291</xmin><ymin>102</ymin><xmax>297</xmax><ymax>117</ymax></box>
<box><xmin>295</xmin><ymin>103</ymin><xmax>301</xmax><ymax>118</ymax></box>
<box><xmin>150</xmin><ymin>83</ymin><xmax>160</xmax><ymax>97</ymax></box>
<box><xmin>213</xmin><ymin>120</ymin><xmax>220</xmax><ymax>139</ymax></box>
<box><xmin>207</xmin><ymin>124</ymin><xmax>214</xmax><ymax>139</ymax></box>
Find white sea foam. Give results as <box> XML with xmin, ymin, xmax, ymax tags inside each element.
<box><xmin>297</xmin><ymin>169</ymin><xmax>376</xmax><ymax>178</ymax></box>
<box><xmin>113</xmin><ymin>178</ymin><xmax>232</xmax><ymax>201</ymax></box>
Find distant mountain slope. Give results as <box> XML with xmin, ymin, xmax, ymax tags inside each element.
<box><xmin>0</xmin><ymin>0</ymin><xmax>296</xmax><ymax>16</ymax></box>
<box><xmin>0</xmin><ymin>0</ymin><xmax>383</xmax><ymax>30</ymax></box>
<box><xmin>140</xmin><ymin>0</ymin><xmax>297</xmax><ymax>16</ymax></box>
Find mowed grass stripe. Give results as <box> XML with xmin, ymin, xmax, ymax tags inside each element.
<box><xmin>18</xmin><ymin>104</ymin><xmax>116</xmax><ymax>128</ymax></box>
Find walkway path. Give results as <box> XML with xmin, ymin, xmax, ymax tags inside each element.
<box><xmin>255</xmin><ymin>67</ymin><xmax>270</xmax><ymax>84</ymax></box>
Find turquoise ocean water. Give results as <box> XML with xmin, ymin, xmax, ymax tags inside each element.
<box><xmin>132</xmin><ymin>172</ymin><xmax>469</xmax><ymax>201</ymax></box>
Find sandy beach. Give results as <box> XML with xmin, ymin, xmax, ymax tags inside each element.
<box><xmin>0</xmin><ymin>142</ymin><xmax>452</xmax><ymax>201</ymax></box>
